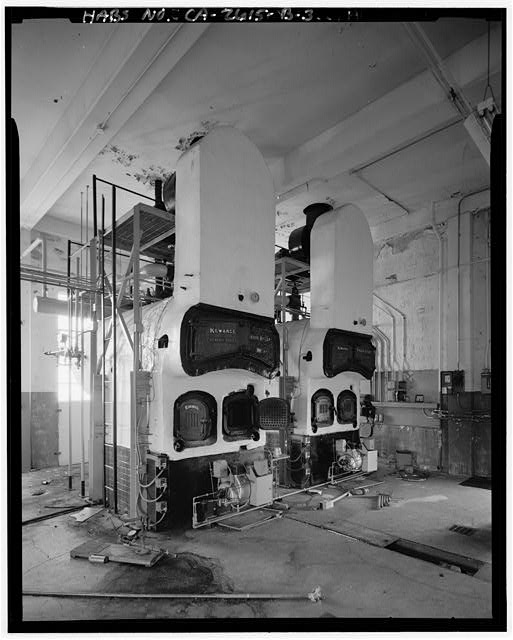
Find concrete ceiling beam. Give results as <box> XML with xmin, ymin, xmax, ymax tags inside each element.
<box><xmin>20</xmin><ymin>23</ymin><xmax>209</xmax><ymax>229</ymax></box>
<box><xmin>277</xmin><ymin>26</ymin><xmax>501</xmax><ymax>196</ymax></box>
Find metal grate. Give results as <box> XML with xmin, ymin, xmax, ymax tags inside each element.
<box><xmin>103</xmin><ymin>203</ymin><xmax>175</xmax><ymax>260</ymax></box>
<box><xmin>259</xmin><ymin>397</ymin><xmax>290</xmax><ymax>430</ymax></box>
<box><xmin>386</xmin><ymin>538</ymin><xmax>483</xmax><ymax>576</ymax></box>
<box><xmin>449</xmin><ymin>524</ymin><xmax>477</xmax><ymax>536</ymax></box>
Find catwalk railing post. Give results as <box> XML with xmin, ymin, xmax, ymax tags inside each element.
<box><xmin>67</xmin><ymin>240</ymin><xmax>73</xmax><ymax>490</ymax></box>
<box><xmin>278</xmin><ymin>259</ymin><xmax>288</xmax><ymax>486</ymax></box>
<box><xmin>101</xmin><ymin>195</ymin><xmax>106</xmax><ymax>506</ymax></box>
<box><xmin>111</xmin><ymin>185</ymin><xmax>118</xmax><ymax>514</ymax></box>
<box><xmin>92</xmin><ymin>175</ymin><xmax>97</xmax><ymax>237</ymax></box>
<box><xmin>80</xmin><ymin>289</ymin><xmax>85</xmax><ymax>497</ymax></box>
<box><xmin>130</xmin><ymin>205</ymin><xmax>143</xmax><ymax>519</ymax></box>
<box><xmin>89</xmin><ymin>233</ymin><xmax>103</xmax><ymax>502</ymax></box>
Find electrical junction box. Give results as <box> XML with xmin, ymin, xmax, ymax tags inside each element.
<box><xmin>481</xmin><ymin>369</ymin><xmax>491</xmax><ymax>395</ymax></box>
<box><xmin>440</xmin><ymin>370</ymin><xmax>464</xmax><ymax>395</ymax></box>
<box><xmin>145</xmin><ymin>452</ymin><xmax>169</xmax><ymax>531</ymax></box>
<box><xmin>361</xmin><ymin>449</ymin><xmax>378</xmax><ymax>473</ymax></box>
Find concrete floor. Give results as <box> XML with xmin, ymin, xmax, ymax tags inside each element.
<box><xmin>21</xmin><ymin>462</ymin><xmax>492</xmax><ymax>622</ymax></box>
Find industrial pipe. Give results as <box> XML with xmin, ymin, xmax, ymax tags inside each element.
<box><xmin>20</xmin><ymin>237</ymin><xmax>43</xmax><ymax>261</ymax></box>
<box><xmin>373</xmin><ymin>336</ymin><xmax>382</xmax><ymax>402</ymax></box>
<box><xmin>371</xmin><ymin>330</ymin><xmax>385</xmax><ymax>402</ymax></box>
<box><xmin>23</xmin><ymin>588</ymin><xmax>323</xmax><ymax>602</ymax></box>
<box><xmin>374</xmin><ymin>326</ymin><xmax>392</xmax><ymax>399</ymax></box>
<box><xmin>456</xmin><ymin>188</ymin><xmax>489</xmax><ymax>371</ymax></box>
<box><xmin>373</xmin><ymin>293</ymin><xmax>408</xmax><ymax>373</ymax></box>
<box><xmin>373</xmin><ymin>300</ymin><xmax>399</xmax><ymax>376</ymax></box>
<box><xmin>21</xmin><ymin>236</ymin><xmax>48</xmax><ymax>296</ymax></box>
<box><xmin>431</xmin><ymin>202</ymin><xmax>444</xmax><ymax>375</ymax></box>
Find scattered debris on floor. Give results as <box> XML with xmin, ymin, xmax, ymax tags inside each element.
<box><xmin>399</xmin><ymin>469</ymin><xmax>429</xmax><ymax>482</ymax></box>
<box><xmin>70</xmin><ymin>540</ymin><xmax>166</xmax><ymax>567</ymax></box>
<box><xmin>69</xmin><ymin>506</ymin><xmax>104</xmax><ymax>522</ymax></box>
<box><xmin>22</xmin><ymin>504</ymin><xmax>86</xmax><ymax>525</ymax></box>
<box><xmin>319</xmin><ymin>491</ymin><xmax>351</xmax><ymax>510</ymax></box>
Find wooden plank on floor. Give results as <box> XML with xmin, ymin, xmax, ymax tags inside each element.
<box><xmin>70</xmin><ymin>540</ymin><xmax>110</xmax><ymax>559</ymax></box>
<box><xmin>70</xmin><ymin>541</ymin><xmax>164</xmax><ymax>567</ymax></box>
<box><xmin>101</xmin><ymin>544</ymin><xmax>164</xmax><ymax>567</ymax></box>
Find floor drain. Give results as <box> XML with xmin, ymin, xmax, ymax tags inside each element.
<box><xmin>385</xmin><ymin>538</ymin><xmax>483</xmax><ymax>576</ymax></box>
<box><xmin>449</xmin><ymin>524</ymin><xmax>476</xmax><ymax>536</ymax></box>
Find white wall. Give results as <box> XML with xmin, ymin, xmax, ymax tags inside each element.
<box><xmin>371</xmin><ymin>190</ymin><xmax>490</xmax><ymax>398</ymax></box>
<box><xmin>21</xmin><ymin>219</ymin><xmax>91</xmax><ymax>468</ymax></box>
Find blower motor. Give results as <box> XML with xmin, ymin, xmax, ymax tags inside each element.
<box><xmin>336</xmin><ymin>448</ymin><xmax>363</xmax><ymax>473</ymax></box>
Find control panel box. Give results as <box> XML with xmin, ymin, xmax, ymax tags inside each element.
<box><xmin>440</xmin><ymin>370</ymin><xmax>464</xmax><ymax>395</ymax></box>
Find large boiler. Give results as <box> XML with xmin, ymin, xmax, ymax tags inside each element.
<box><xmin>109</xmin><ymin>127</ymin><xmax>281</xmax><ymax>528</ymax></box>
<box><xmin>275</xmin><ymin>203</ymin><xmax>376</xmax><ymax>486</ymax></box>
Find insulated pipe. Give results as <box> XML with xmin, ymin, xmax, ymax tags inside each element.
<box><xmin>371</xmin><ymin>330</ymin><xmax>385</xmax><ymax>402</ymax></box>
<box><xmin>374</xmin><ymin>326</ymin><xmax>392</xmax><ymax>403</ymax></box>
<box><xmin>374</xmin><ymin>335</ymin><xmax>383</xmax><ymax>400</ymax></box>
<box><xmin>373</xmin><ymin>301</ymin><xmax>398</xmax><ymax>376</ymax></box>
<box><xmin>20</xmin><ymin>237</ymin><xmax>43</xmax><ymax>261</ymax></box>
<box><xmin>373</xmin><ymin>337</ymin><xmax>381</xmax><ymax>402</ymax></box>
<box><xmin>373</xmin><ymin>293</ymin><xmax>408</xmax><ymax>373</ymax></box>
<box><xmin>374</xmin><ymin>326</ymin><xmax>392</xmax><ymax>382</ymax></box>
<box><xmin>431</xmin><ymin>203</ymin><xmax>444</xmax><ymax>375</ymax></box>
<box><xmin>33</xmin><ymin>296</ymin><xmax>77</xmax><ymax>316</ymax></box>
<box><xmin>456</xmin><ymin>188</ymin><xmax>489</xmax><ymax>371</ymax></box>
<box><xmin>21</xmin><ymin>236</ymin><xmax>48</xmax><ymax>297</ymax></box>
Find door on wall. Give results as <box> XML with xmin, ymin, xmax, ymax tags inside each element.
<box><xmin>30</xmin><ymin>392</ymin><xmax>60</xmax><ymax>469</ymax></box>
<box><xmin>442</xmin><ymin>392</ymin><xmax>491</xmax><ymax>478</ymax></box>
